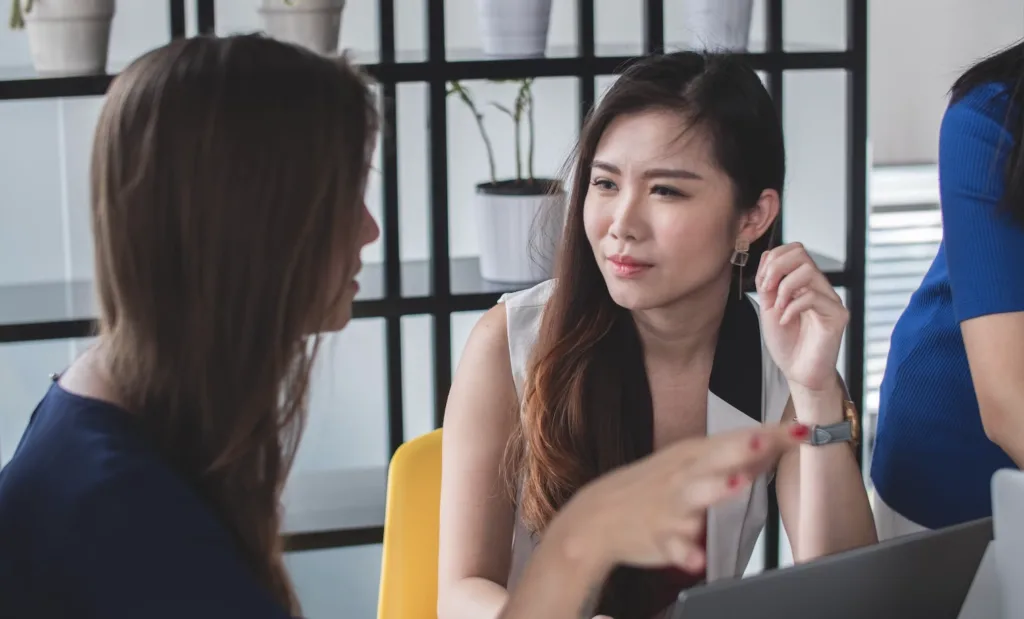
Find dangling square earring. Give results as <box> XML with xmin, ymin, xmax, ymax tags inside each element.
<box><xmin>730</xmin><ymin>239</ymin><xmax>750</xmax><ymax>300</ymax></box>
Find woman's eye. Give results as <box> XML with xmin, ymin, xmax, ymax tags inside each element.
<box><xmin>652</xmin><ymin>185</ymin><xmax>684</xmax><ymax>198</ymax></box>
<box><xmin>590</xmin><ymin>179</ymin><xmax>616</xmax><ymax>190</ymax></box>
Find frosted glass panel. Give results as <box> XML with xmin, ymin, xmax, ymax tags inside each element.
<box><xmin>395</xmin><ymin>0</ymin><xmax>427</xmax><ymax>62</ymax></box>
<box><xmin>665</xmin><ymin>0</ymin><xmax>767</xmax><ymax>53</ymax></box>
<box><xmin>444</xmin><ymin>0</ymin><xmax>578</xmax><ymax>60</ymax></box>
<box><xmin>285</xmin><ymin>545</ymin><xmax>382</xmax><ymax>618</ymax></box>
<box><xmin>0</xmin><ymin>99</ymin><xmax>64</xmax><ymax>287</ymax></box>
<box><xmin>296</xmin><ymin>319</ymin><xmax>389</xmax><ymax>472</ymax></box>
<box><xmin>785</xmin><ymin>0</ymin><xmax>846</xmax><ymax>52</ymax></box>
<box><xmin>0</xmin><ymin>0</ymin><xmax>172</xmax><ymax>72</ymax></box>
<box><xmin>596</xmin><ymin>0</ymin><xmax>642</xmax><ymax>56</ymax></box>
<box><xmin>401</xmin><ymin>314</ymin><xmax>436</xmax><ymax>440</ymax></box>
<box><xmin>397</xmin><ymin>82</ymin><xmax>431</xmax><ymax>267</ymax></box>
<box><xmin>446</xmin><ymin>77</ymin><xmax>579</xmax><ymax>264</ymax></box>
<box><xmin>782</xmin><ymin>70</ymin><xmax>848</xmax><ymax>267</ymax></box>
<box><xmin>214</xmin><ymin>0</ymin><xmax>380</xmax><ymax>62</ymax></box>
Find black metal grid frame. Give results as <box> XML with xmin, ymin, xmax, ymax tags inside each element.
<box><xmin>0</xmin><ymin>1</ymin><xmax>868</xmax><ymax>567</ymax></box>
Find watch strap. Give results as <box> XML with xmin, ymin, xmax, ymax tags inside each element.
<box><xmin>808</xmin><ymin>420</ymin><xmax>854</xmax><ymax>446</ymax></box>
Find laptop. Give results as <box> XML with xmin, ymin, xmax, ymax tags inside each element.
<box><xmin>992</xmin><ymin>468</ymin><xmax>1024</xmax><ymax>618</ymax></box>
<box><xmin>671</xmin><ymin>517</ymin><xmax>992</xmax><ymax>619</ymax></box>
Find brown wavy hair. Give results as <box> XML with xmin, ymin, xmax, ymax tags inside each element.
<box><xmin>506</xmin><ymin>51</ymin><xmax>785</xmax><ymax>617</ymax></box>
<box><xmin>90</xmin><ymin>35</ymin><xmax>377</xmax><ymax>613</ymax></box>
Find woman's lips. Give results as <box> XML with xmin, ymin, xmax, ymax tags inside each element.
<box><xmin>608</xmin><ymin>255</ymin><xmax>653</xmax><ymax>278</ymax></box>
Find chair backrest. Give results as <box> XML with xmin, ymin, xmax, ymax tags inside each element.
<box><xmin>377</xmin><ymin>428</ymin><xmax>443</xmax><ymax>619</ymax></box>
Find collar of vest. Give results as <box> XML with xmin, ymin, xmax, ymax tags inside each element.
<box><xmin>709</xmin><ymin>293</ymin><xmax>763</xmax><ymax>423</ymax></box>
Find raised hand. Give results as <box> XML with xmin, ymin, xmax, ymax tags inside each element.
<box><xmin>499</xmin><ymin>426</ymin><xmax>805</xmax><ymax>619</ymax></box>
<box><xmin>550</xmin><ymin>424</ymin><xmax>805</xmax><ymax>576</ymax></box>
<box><xmin>755</xmin><ymin>242</ymin><xmax>848</xmax><ymax>395</ymax></box>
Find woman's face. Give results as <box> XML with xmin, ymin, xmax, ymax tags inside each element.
<box><xmin>324</xmin><ymin>199</ymin><xmax>380</xmax><ymax>332</ymax></box>
<box><xmin>583</xmin><ymin>109</ymin><xmax>749</xmax><ymax>311</ymax></box>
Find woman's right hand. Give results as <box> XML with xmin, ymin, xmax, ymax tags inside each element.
<box><xmin>547</xmin><ymin>423</ymin><xmax>805</xmax><ymax>576</ymax></box>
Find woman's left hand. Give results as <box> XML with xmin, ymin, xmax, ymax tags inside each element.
<box><xmin>755</xmin><ymin>243</ymin><xmax>848</xmax><ymax>395</ymax></box>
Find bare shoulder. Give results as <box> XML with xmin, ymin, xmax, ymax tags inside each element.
<box><xmin>444</xmin><ymin>302</ymin><xmax>517</xmax><ymax>429</ymax></box>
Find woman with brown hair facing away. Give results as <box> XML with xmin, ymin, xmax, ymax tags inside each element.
<box><xmin>0</xmin><ymin>36</ymin><xmax>812</xmax><ymax>619</ymax></box>
<box><xmin>438</xmin><ymin>51</ymin><xmax>878</xmax><ymax>619</ymax></box>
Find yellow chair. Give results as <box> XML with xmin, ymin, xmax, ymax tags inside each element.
<box><xmin>377</xmin><ymin>428</ymin><xmax>443</xmax><ymax>619</ymax></box>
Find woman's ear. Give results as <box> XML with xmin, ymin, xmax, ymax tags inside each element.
<box><xmin>739</xmin><ymin>188</ymin><xmax>780</xmax><ymax>242</ymax></box>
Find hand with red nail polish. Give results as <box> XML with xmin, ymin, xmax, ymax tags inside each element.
<box><xmin>539</xmin><ymin>425</ymin><xmax>803</xmax><ymax>589</ymax></box>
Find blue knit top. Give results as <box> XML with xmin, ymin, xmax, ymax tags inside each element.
<box><xmin>870</xmin><ymin>81</ymin><xmax>1024</xmax><ymax>529</ymax></box>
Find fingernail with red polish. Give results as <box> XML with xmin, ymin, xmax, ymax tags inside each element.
<box><xmin>749</xmin><ymin>435</ymin><xmax>762</xmax><ymax>451</ymax></box>
<box><xmin>727</xmin><ymin>474</ymin><xmax>743</xmax><ymax>489</ymax></box>
<box><xmin>789</xmin><ymin>424</ymin><xmax>810</xmax><ymax>439</ymax></box>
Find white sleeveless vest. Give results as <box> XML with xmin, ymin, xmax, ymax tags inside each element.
<box><xmin>499</xmin><ymin>279</ymin><xmax>790</xmax><ymax>585</ymax></box>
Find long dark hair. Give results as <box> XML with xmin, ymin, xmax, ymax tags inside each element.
<box><xmin>506</xmin><ymin>51</ymin><xmax>784</xmax><ymax>617</ymax></box>
<box><xmin>91</xmin><ymin>35</ymin><xmax>377</xmax><ymax>613</ymax></box>
<box><xmin>951</xmin><ymin>39</ymin><xmax>1024</xmax><ymax>225</ymax></box>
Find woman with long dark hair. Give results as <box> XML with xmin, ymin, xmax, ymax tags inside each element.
<box><xmin>0</xmin><ymin>36</ymin><xmax>808</xmax><ymax>619</ymax></box>
<box><xmin>871</xmin><ymin>41</ymin><xmax>1024</xmax><ymax>538</ymax></box>
<box><xmin>438</xmin><ymin>51</ymin><xmax>877</xmax><ymax>619</ymax></box>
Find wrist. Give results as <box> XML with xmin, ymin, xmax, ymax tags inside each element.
<box><xmin>789</xmin><ymin>378</ymin><xmax>846</xmax><ymax>425</ymax></box>
<box><xmin>543</xmin><ymin>501</ymin><xmax>614</xmax><ymax>585</ymax></box>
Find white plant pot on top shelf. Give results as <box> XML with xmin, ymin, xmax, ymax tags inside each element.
<box><xmin>681</xmin><ymin>0</ymin><xmax>754</xmax><ymax>52</ymax></box>
<box><xmin>258</xmin><ymin>0</ymin><xmax>346</xmax><ymax>55</ymax></box>
<box><xmin>475</xmin><ymin>180</ymin><xmax>565</xmax><ymax>284</ymax></box>
<box><xmin>18</xmin><ymin>0</ymin><xmax>116</xmax><ymax>76</ymax></box>
<box><xmin>476</xmin><ymin>0</ymin><xmax>552</xmax><ymax>59</ymax></box>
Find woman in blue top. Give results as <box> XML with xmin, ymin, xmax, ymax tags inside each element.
<box><xmin>0</xmin><ymin>35</ymin><xmax>806</xmax><ymax>618</ymax></box>
<box><xmin>871</xmin><ymin>40</ymin><xmax>1024</xmax><ymax>537</ymax></box>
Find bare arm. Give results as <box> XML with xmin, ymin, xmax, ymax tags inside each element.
<box><xmin>962</xmin><ymin>313</ymin><xmax>1024</xmax><ymax>466</ymax></box>
<box><xmin>935</xmin><ymin>98</ymin><xmax>1024</xmax><ymax>465</ymax></box>
<box><xmin>437</xmin><ymin>305</ymin><xmax>519</xmax><ymax>619</ymax></box>
<box><xmin>776</xmin><ymin>376</ymin><xmax>877</xmax><ymax>562</ymax></box>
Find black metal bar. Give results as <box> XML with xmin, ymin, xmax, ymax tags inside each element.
<box><xmin>763</xmin><ymin>0</ymin><xmax>785</xmax><ymax>575</ymax></box>
<box><xmin>378</xmin><ymin>0</ymin><xmax>405</xmax><ymax>456</ymax></box>
<box><xmin>0</xmin><ymin>320</ymin><xmax>96</xmax><ymax>344</ymax></box>
<box><xmin>643</xmin><ymin>0</ymin><xmax>665</xmax><ymax>54</ymax></box>
<box><xmin>578</xmin><ymin>0</ymin><xmax>596</xmax><ymax>127</ymax></box>
<box><xmin>282</xmin><ymin>526</ymin><xmax>384</xmax><ymax>552</ymax></box>
<box><xmin>196</xmin><ymin>0</ymin><xmax>215</xmax><ymax>35</ymax></box>
<box><xmin>767</xmin><ymin>0</ymin><xmax>784</xmax><ymax>240</ymax></box>
<box><xmin>427</xmin><ymin>0</ymin><xmax>452</xmax><ymax>429</ymax></box>
<box><xmin>0</xmin><ymin>52</ymin><xmax>857</xmax><ymax>102</ymax></box>
<box><xmin>846</xmin><ymin>0</ymin><xmax>869</xmax><ymax>469</ymax></box>
<box><xmin>169</xmin><ymin>0</ymin><xmax>187</xmax><ymax>38</ymax></box>
<box><xmin>0</xmin><ymin>270</ymin><xmax>847</xmax><ymax>345</ymax></box>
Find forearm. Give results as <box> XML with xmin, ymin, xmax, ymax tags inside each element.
<box><xmin>498</xmin><ymin>521</ymin><xmax>610</xmax><ymax>619</ymax></box>
<box><xmin>438</xmin><ymin>578</ymin><xmax>510</xmax><ymax>619</ymax></box>
<box><xmin>980</xmin><ymin>403</ymin><xmax>1024</xmax><ymax>468</ymax></box>
<box><xmin>789</xmin><ymin>387</ymin><xmax>877</xmax><ymax>561</ymax></box>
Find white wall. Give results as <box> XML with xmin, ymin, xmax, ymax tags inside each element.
<box><xmin>869</xmin><ymin>0</ymin><xmax>1024</xmax><ymax>164</ymax></box>
<box><xmin>0</xmin><ymin>1</ymin><xmax>852</xmax><ymax>615</ymax></box>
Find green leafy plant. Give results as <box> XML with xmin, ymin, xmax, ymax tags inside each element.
<box><xmin>9</xmin><ymin>0</ymin><xmax>32</xmax><ymax>30</ymax></box>
<box><xmin>448</xmin><ymin>78</ymin><xmax>541</xmax><ymax>189</ymax></box>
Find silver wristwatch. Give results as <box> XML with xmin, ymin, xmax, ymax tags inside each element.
<box><xmin>806</xmin><ymin>400</ymin><xmax>860</xmax><ymax>448</ymax></box>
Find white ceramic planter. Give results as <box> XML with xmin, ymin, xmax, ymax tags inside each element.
<box><xmin>475</xmin><ymin>182</ymin><xmax>565</xmax><ymax>284</ymax></box>
<box><xmin>476</xmin><ymin>0</ymin><xmax>552</xmax><ymax>59</ymax></box>
<box><xmin>258</xmin><ymin>0</ymin><xmax>346</xmax><ymax>55</ymax></box>
<box><xmin>19</xmin><ymin>0</ymin><xmax>116</xmax><ymax>76</ymax></box>
<box><xmin>681</xmin><ymin>0</ymin><xmax>754</xmax><ymax>52</ymax></box>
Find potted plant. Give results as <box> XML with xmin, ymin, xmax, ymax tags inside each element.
<box><xmin>8</xmin><ymin>0</ymin><xmax>116</xmax><ymax>76</ymax></box>
<box><xmin>476</xmin><ymin>0</ymin><xmax>552</xmax><ymax>59</ymax></box>
<box><xmin>258</xmin><ymin>0</ymin><xmax>346</xmax><ymax>56</ymax></box>
<box><xmin>449</xmin><ymin>79</ymin><xmax>565</xmax><ymax>284</ymax></box>
<box><xmin>681</xmin><ymin>0</ymin><xmax>753</xmax><ymax>51</ymax></box>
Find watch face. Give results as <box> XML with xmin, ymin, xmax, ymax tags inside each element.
<box><xmin>844</xmin><ymin>401</ymin><xmax>860</xmax><ymax>443</ymax></box>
